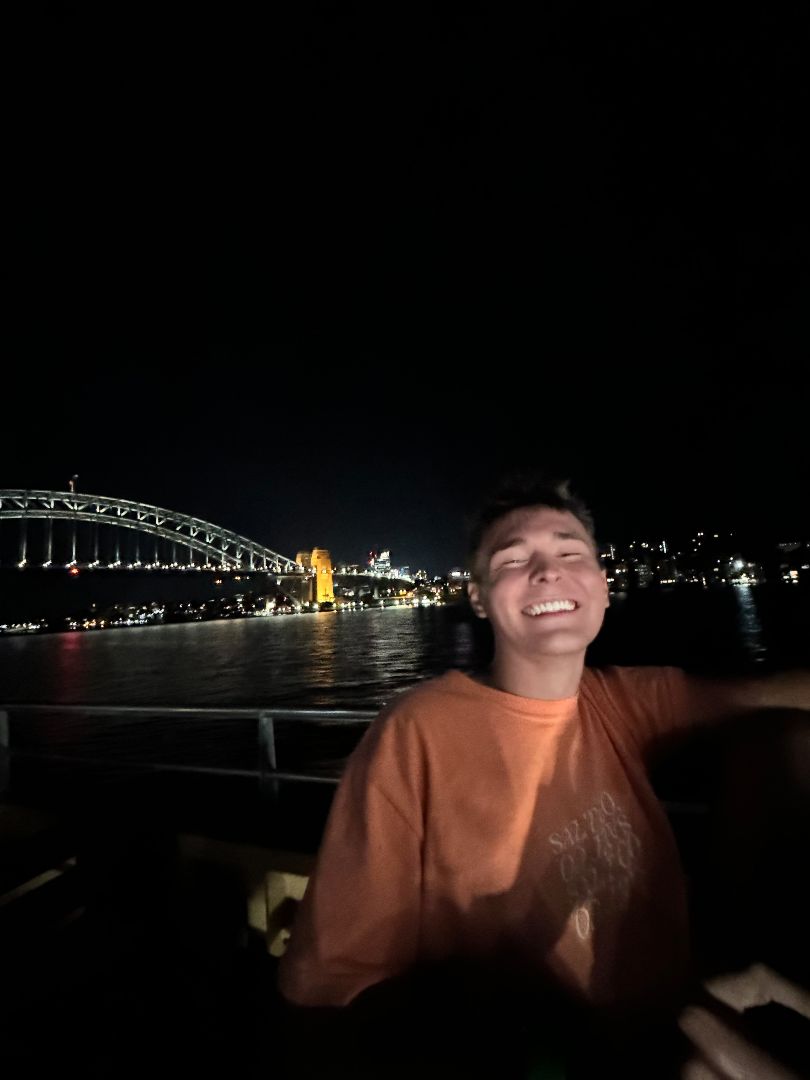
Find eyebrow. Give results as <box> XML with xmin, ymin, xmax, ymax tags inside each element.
<box><xmin>487</xmin><ymin>530</ymin><xmax>591</xmax><ymax>558</ymax></box>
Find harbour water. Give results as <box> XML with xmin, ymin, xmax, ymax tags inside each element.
<box><xmin>1</xmin><ymin>586</ymin><xmax>807</xmax><ymax>851</ymax></box>
<box><xmin>1</xmin><ymin>585</ymin><xmax>807</xmax><ymax>710</ymax></box>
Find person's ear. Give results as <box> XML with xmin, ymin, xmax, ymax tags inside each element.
<box><xmin>602</xmin><ymin>568</ymin><xmax>610</xmax><ymax>608</ymax></box>
<box><xmin>467</xmin><ymin>580</ymin><xmax>489</xmax><ymax>619</ymax></box>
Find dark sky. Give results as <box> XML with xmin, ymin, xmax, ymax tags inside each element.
<box><xmin>7</xmin><ymin>6</ymin><xmax>809</xmax><ymax>571</ymax></box>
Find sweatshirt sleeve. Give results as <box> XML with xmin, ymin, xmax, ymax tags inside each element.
<box><xmin>277</xmin><ymin>707</ymin><xmax>425</xmax><ymax>1007</ymax></box>
<box><xmin>593</xmin><ymin>665</ymin><xmax>748</xmax><ymax>757</ymax></box>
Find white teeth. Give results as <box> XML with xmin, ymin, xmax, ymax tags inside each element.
<box><xmin>524</xmin><ymin>600</ymin><xmax>577</xmax><ymax>615</ymax></box>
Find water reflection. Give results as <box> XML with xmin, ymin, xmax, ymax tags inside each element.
<box><xmin>2</xmin><ymin>589</ymin><xmax>806</xmax><ymax>710</ymax></box>
<box><xmin>309</xmin><ymin>612</ymin><xmax>338</xmax><ymax>688</ymax></box>
<box><xmin>732</xmin><ymin>585</ymin><xmax>767</xmax><ymax>663</ymax></box>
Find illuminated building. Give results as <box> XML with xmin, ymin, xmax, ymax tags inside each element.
<box><xmin>368</xmin><ymin>549</ymin><xmax>392</xmax><ymax>576</ymax></box>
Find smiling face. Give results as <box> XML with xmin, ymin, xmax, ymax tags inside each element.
<box><xmin>467</xmin><ymin>505</ymin><xmax>610</xmax><ymax>662</ymax></box>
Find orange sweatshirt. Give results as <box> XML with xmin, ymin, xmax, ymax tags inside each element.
<box><xmin>278</xmin><ymin>666</ymin><xmax>725</xmax><ymax>1014</ymax></box>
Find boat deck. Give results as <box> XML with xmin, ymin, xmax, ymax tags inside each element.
<box><xmin>2</xmin><ymin>706</ymin><xmax>808</xmax><ymax>1077</ymax></box>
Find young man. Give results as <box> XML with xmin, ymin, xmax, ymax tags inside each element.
<box><xmin>278</xmin><ymin>478</ymin><xmax>809</xmax><ymax>1073</ymax></box>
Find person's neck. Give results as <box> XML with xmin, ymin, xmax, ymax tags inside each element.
<box><xmin>486</xmin><ymin>650</ymin><xmax>585</xmax><ymax>701</ymax></box>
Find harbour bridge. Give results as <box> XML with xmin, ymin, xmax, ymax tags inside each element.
<box><xmin>0</xmin><ymin>489</ymin><xmax>414</xmax><ymax>605</ymax></box>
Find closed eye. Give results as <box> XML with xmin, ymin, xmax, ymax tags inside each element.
<box><xmin>494</xmin><ymin>557</ymin><xmax>527</xmax><ymax>570</ymax></box>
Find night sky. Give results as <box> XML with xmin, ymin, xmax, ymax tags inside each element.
<box><xmin>7</xmin><ymin>7</ymin><xmax>809</xmax><ymax>573</ymax></box>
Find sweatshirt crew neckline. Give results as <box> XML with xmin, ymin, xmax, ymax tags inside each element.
<box><xmin>442</xmin><ymin>669</ymin><xmax>581</xmax><ymax>721</ymax></box>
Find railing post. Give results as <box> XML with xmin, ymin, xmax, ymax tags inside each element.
<box><xmin>0</xmin><ymin>710</ymin><xmax>9</xmax><ymax>794</ymax></box>
<box><xmin>258</xmin><ymin>711</ymin><xmax>278</xmax><ymax>800</ymax></box>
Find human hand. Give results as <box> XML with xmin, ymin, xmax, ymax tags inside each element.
<box><xmin>679</xmin><ymin>964</ymin><xmax>810</xmax><ymax>1079</ymax></box>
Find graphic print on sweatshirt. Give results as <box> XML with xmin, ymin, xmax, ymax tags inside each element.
<box><xmin>547</xmin><ymin>790</ymin><xmax>642</xmax><ymax>941</ymax></box>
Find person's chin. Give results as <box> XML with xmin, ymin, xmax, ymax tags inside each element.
<box><xmin>530</xmin><ymin>641</ymin><xmax>586</xmax><ymax>658</ymax></box>
<box><xmin>506</xmin><ymin>631</ymin><xmax>584</xmax><ymax>657</ymax></box>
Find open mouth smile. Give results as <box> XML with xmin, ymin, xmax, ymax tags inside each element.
<box><xmin>521</xmin><ymin>600</ymin><xmax>579</xmax><ymax>617</ymax></box>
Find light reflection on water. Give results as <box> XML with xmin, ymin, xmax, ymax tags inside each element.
<box><xmin>0</xmin><ymin>607</ymin><xmax>480</xmax><ymax>709</ymax></box>
<box><xmin>0</xmin><ymin>588</ymin><xmax>806</xmax><ymax>709</ymax></box>
<box><xmin>732</xmin><ymin>584</ymin><xmax>767</xmax><ymax>663</ymax></box>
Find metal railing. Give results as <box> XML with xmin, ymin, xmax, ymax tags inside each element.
<box><xmin>0</xmin><ymin>704</ymin><xmax>713</xmax><ymax>818</ymax></box>
<box><xmin>0</xmin><ymin>704</ymin><xmax>377</xmax><ymax>794</ymax></box>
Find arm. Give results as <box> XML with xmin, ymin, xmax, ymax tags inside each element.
<box><xmin>652</xmin><ymin>666</ymin><xmax>810</xmax><ymax>734</ymax></box>
<box><xmin>712</xmin><ymin>668</ymin><xmax>810</xmax><ymax>715</ymax></box>
<box><xmin>277</xmin><ymin>712</ymin><xmax>424</xmax><ymax>1008</ymax></box>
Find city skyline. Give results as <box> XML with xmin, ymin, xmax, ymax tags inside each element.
<box><xmin>2</xmin><ymin>520</ymin><xmax>806</xmax><ymax>638</ymax></box>
<box><xmin>1</xmin><ymin>484</ymin><xmax>808</xmax><ymax>587</ymax></box>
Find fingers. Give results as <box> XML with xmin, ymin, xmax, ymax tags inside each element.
<box><xmin>681</xmin><ymin>1058</ymin><xmax>725</xmax><ymax>1080</ymax></box>
<box><xmin>704</xmin><ymin>964</ymin><xmax>810</xmax><ymax>1020</ymax></box>
<box><xmin>678</xmin><ymin>1004</ymin><xmax>802</xmax><ymax>1080</ymax></box>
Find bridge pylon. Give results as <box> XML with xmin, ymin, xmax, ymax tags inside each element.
<box><xmin>295</xmin><ymin>548</ymin><xmax>334</xmax><ymax>606</ymax></box>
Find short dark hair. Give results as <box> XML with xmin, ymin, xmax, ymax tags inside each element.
<box><xmin>466</xmin><ymin>473</ymin><xmax>598</xmax><ymax>578</ymax></box>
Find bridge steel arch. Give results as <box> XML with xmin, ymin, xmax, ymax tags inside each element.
<box><xmin>0</xmin><ymin>489</ymin><xmax>300</xmax><ymax>572</ymax></box>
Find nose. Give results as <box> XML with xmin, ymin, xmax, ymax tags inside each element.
<box><xmin>528</xmin><ymin>555</ymin><xmax>560</xmax><ymax>583</ymax></box>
